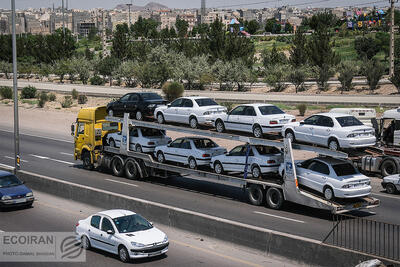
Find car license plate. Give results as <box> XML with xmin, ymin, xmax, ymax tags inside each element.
<box><xmin>13</xmin><ymin>198</ymin><xmax>26</xmax><ymax>204</ymax></box>
<box><xmin>279</xmin><ymin>119</ymin><xmax>288</xmax><ymax>123</ymax></box>
<box><xmin>353</xmin><ymin>202</ymin><xmax>362</xmax><ymax>208</ymax></box>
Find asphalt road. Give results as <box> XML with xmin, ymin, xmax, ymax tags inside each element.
<box><xmin>0</xmin><ymin>130</ymin><xmax>399</xmax><ymax>243</ymax></box>
<box><xmin>0</xmin><ymin>191</ymin><xmax>290</xmax><ymax>266</ymax></box>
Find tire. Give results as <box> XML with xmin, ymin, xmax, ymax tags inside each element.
<box><xmin>108</xmin><ymin>109</ymin><xmax>114</xmax><ymax>117</ymax></box>
<box><xmin>82</xmin><ymin>151</ymin><xmax>93</xmax><ymax>170</ymax></box>
<box><xmin>157</xmin><ymin>151</ymin><xmax>165</xmax><ymax>163</ymax></box>
<box><xmin>135</xmin><ymin>110</ymin><xmax>143</xmax><ymax>121</ymax></box>
<box><xmin>109</xmin><ymin>139</ymin><xmax>116</xmax><ymax>148</ymax></box>
<box><xmin>251</xmin><ymin>165</ymin><xmax>262</xmax><ymax>179</ymax></box>
<box><xmin>247</xmin><ymin>184</ymin><xmax>264</xmax><ymax>206</ymax></box>
<box><xmin>285</xmin><ymin>130</ymin><xmax>295</xmax><ymax>143</ymax></box>
<box><xmin>214</xmin><ymin>161</ymin><xmax>224</xmax><ymax>174</ymax></box>
<box><xmin>215</xmin><ymin>120</ymin><xmax>225</xmax><ymax>133</ymax></box>
<box><xmin>253</xmin><ymin>125</ymin><xmax>263</xmax><ymax>138</ymax></box>
<box><xmin>266</xmin><ymin>187</ymin><xmax>284</xmax><ymax>210</ymax></box>
<box><xmin>189</xmin><ymin>117</ymin><xmax>198</xmax><ymax>129</ymax></box>
<box><xmin>328</xmin><ymin>138</ymin><xmax>340</xmax><ymax>151</ymax></box>
<box><xmin>385</xmin><ymin>183</ymin><xmax>398</xmax><ymax>194</ymax></box>
<box><xmin>381</xmin><ymin>159</ymin><xmax>399</xmax><ymax>177</ymax></box>
<box><xmin>323</xmin><ymin>186</ymin><xmax>335</xmax><ymax>200</ymax></box>
<box><xmin>135</xmin><ymin>144</ymin><xmax>143</xmax><ymax>153</ymax></box>
<box><xmin>118</xmin><ymin>245</ymin><xmax>130</xmax><ymax>263</ymax></box>
<box><xmin>188</xmin><ymin>157</ymin><xmax>197</xmax><ymax>169</ymax></box>
<box><xmin>81</xmin><ymin>235</ymin><xmax>91</xmax><ymax>250</ymax></box>
<box><xmin>125</xmin><ymin>160</ymin><xmax>138</xmax><ymax>180</ymax></box>
<box><xmin>111</xmin><ymin>157</ymin><xmax>124</xmax><ymax>177</ymax></box>
<box><xmin>157</xmin><ymin>113</ymin><xmax>165</xmax><ymax>124</ymax></box>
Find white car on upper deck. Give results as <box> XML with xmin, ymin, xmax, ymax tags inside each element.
<box><xmin>282</xmin><ymin>113</ymin><xmax>376</xmax><ymax>150</ymax></box>
<box><xmin>154</xmin><ymin>97</ymin><xmax>227</xmax><ymax>129</ymax></box>
<box><xmin>213</xmin><ymin>103</ymin><xmax>295</xmax><ymax>138</ymax></box>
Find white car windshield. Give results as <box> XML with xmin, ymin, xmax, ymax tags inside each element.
<box><xmin>195</xmin><ymin>98</ymin><xmax>218</xmax><ymax>107</ymax></box>
<box><xmin>193</xmin><ymin>138</ymin><xmax>217</xmax><ymax>149</ymax></box>
<box><xmin>332</xmin><ymin>163</ymin><xmax>358</xmax><ymax>177</ymax></box>
<box><xmin>141</xmin><ymin>128</ymin><xmax>165</xmax><ymax>137</ymax></box>
<box><xmin>255</xmin><ymin>146</ymin><xmax>281</xmax><ymax>155</ymax></box>
<box><xmin>336</xmin><ymin>116</ymin><xmax>364</xmax><ymax>127</ymax></box>
<box><xmin>258</xmin><ymin>106</ymin><xmax>285</xmax><ymax>115</ymax></box>
<box><xmin>113</xmin><ymin>214</ymin><xmax>153</xmax><ymax>233</ymax></box>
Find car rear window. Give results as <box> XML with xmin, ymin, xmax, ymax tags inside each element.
<box><xmin>141</xmin><ymin>128</ymin><xmax>164</xmax><ymax>137</ymax></box>
<box><xmin>0</xmin><ymin>175</ymin><xmax>22</xmax><ymax>188</ymax></box>
<box><xmin>332</xmin><ymin>163</ymin><xmax>358</xmax><ymax>177</ymax></box>
<box><xmin>195</xmin><ymin>98</ymin><xmax>218</xmax><ymax>107</ymax></box>
<box><xmin>255</xmin><ymin>146</ymin><xmax>281</xmax><ymax>155</ymax></box>
<box><xmin>258</xmin><ymin>106</ymin><xmax>285</xmax><ymax>115</ymax></box>
<box><xmin>336</xmin><ymin>116</ymin><xmax>364</xmax><ymax>127</ymax></box>
<box><xmin>193</xmin><ymin>139</ymin><xmax>217</xmax><ymax>149</ymax></box>
<box><xmin>141</xmin><ymin>93</ymin><xmax>162</xmax><ymax>100</ymax></box>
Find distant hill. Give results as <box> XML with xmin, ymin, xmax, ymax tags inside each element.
<box><xmin>114</xmin><ymin>2</ymin><xmax>169</xmax><ymax>11</ymax></box>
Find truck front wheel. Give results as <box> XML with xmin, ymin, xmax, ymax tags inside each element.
<box><xmin>82</xmin><ymin>151</ymin><xmax>93</xmax><ymax>170</ymax></box>
<box><xmin>266</xmin><ymin>187</ymin><xmax>284</xmax><ymax>210</ymax></box>
<box><xmin>247</xmin><ymin>184</ymin><xmax>264</xmax><ymax>206</ymax></box>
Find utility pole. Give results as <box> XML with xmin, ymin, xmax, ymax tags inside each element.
<box><xmin>127</xmin><ymin>3</ymin><xmax>132</xmax><ymax>28</ymax></box>
<box><xmin>389</xmin><ymin>0</ymin><xmax>398</xmax><ymax>76</ymax></box>
<box><xmin>62</xmin><ymin>0</ymin><xmax>65</xmax><ymax>35</ymax></box>
<box><xmin>11</xmin><ymin>0</ymin><xmax>20</xmax><ymax>172</ymax></box>
<box><xmin>102</xmin><ymin>11</ymin><xmax>107</xmax><ymax>58</ymax></box>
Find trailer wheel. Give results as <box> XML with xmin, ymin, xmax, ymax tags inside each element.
<box><xmin>111</xmin><ymin>157</ymin><xmax>124</xmax><ymax>177</ymax></box>
<box><xmin>247</xmin><ymin>184</ymin><xmax>264</xmax><ymax>206</ymax></box>
<box><xmin>381</xmin><ymin>159</ymin><xmax>399</xmax><ymax>177</ymax></box>
<box><xmin>385</xmin><ymin>183</ymin><xmax>398</xmax><ymax>194</ymax></box>
<box><xmin>82</xmin><ymin>151</ymin><xmax>93</xmax><ymax>170</ymax></box>
<box><xmin>266</xmin><ymin>187</ymin><xmax>284</xmax><ymax>210</ymax></box>
<box><xmin>125</xmin><ymin>160</ymin><xmax>138</xmax><ymax>180</ymax></box>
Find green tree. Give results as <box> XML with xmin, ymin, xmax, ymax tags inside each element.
<box><xmin>111</xmin><ymin>23</ymin><xmax>130</xmax><ymax>60</ymax></box>
<box><xmin>304</xmin><ymin>12</ymin><xmax>338</xmax><ymax>31</ymax></box>
<box><xmin>96</xmin><ymin>56</ymin><xmax>120</xmax><ymax>86</ymax></box>
<box><xmin>261</xmin><ymin>43</ymin><xmax>287</xmax><ymax>68</ymax></box>
<box><xmin>289</xmin><ymin>29</ymin><xmax>308</xmax><ymax>67</ymax></box>
<box><xmin>355</xmin><ymin>36</ymin><xmax>379</xmax><ymax>60</ymax></box>
<box><xmin>87</xmin><ymin>27</ymin><xmax>98</xmax><ymax>41</ymax></box>
<box><xmin>338</xmin><ymin>62</ymin><xmax>357</xmax><ymax>94</ymax></box>
<box><xmin>0</xmin><ymin>61</ymin><xmax>12</xmax><ymax>79</ymax></box>
<box><xmin>52</xmin><ymin>60</ymin><xmax>69</xmax><ymax>83</ymax></box>
<box><xmin>246</xmin><ymin>20</ymin><xmax>259</xmax><ymax>35</ymax></box>
<box><xmin>375</xmin><ymin>32</ymin><xmax>390</xmax><ymax>61</ymax></box>
<box><xmin>264</xmin><ymin>18</ymin><xmax>277</xmax><ymax>33</ymax></box>
<box><xmin>289</xmin><ymin>66</ymin><xmax>307</xmax><ymax>93</ymax></box>
<box><xmin>284</xmin><ymin>22</ymin><xmax>294</xmax><ymax>33</ymax></box>
<box><xmin>361</xmin><ymin>59</ymin><xmax>385</xmax><ymax>93</ymax></box>
<box><xmin>174</xmin><ymin>54</ymin><xmax>210</xmax><ymax>90</ymax></box>
<box><xmin>72</xmin><ymin>57</ymin><xmax>92</xmax><ymax>84</ymax></box>
<box><xmin>213</xmin><ymin>60</ymin><xmax>235</xmax><ymax>91</ymax></box>
<box><xmin>112</xmin><ymin>60</ymin><xmax>137</xmax><ymax>87</ymax></box>
<box><xmin>176</xmin><ymin>18</ymin><xmax>189</xmax><ymax>37</ymax></box>
<box><xmin>264</xmin><ymin>65</ymin><xmax>288</xmax><ymax>92</ymax></box>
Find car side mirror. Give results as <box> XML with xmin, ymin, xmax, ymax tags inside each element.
<box><xmin>300</xmin><ymin>121</ymin><xmax>305</xmax><ymax>125</ymax></box>
<box><xmin>107</xmin><ymin>230</ymin><xmax>114</xmax><ymax>235</ymax></box>
<box><xmin>71</xmin><ymin>124</ymin><xmax>75</xmax><ymax>136</ymax></box>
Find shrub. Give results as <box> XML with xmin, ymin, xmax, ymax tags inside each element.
<box><xmin>21</xmin><ymin>86</ymin><xmax>37</xmax><ymax>99</ymax></box>
<box><xmin>38</xmin><ymin>99</ymin><xmax>46</xmax><ymax>108</ymax></box>
<box><xmin>61</xmin><ymin>96</ymin><xmax>73</xmax><ymax>108</ymax></box>
<box><xmin>78</xmin><ymin>94</ymin><xmax>88</xmax><ymax>104</ymax></box>
<box><xmin>90</xmin><ymin>75</ymin><xmax>105</xmax><ymax>85</ymax></box>
<box><xmin>0</xmin><ymin>86</ymin><xmax>12</xmax><ymax>99</ymax></box>
<box><xmin>338</xmin><ymin>62</ymin><xmax>356</xmax><ymax>94</ymax></box>
<box><xmin>297</xmin><ymin>104</ymin><xmax>307</xmax><ymax>116</ymax></box>
<box><xmin>48</xmin><ymin>93</ymin><xmax>56</xmax><ymax>102</ymax></box>
<box><xmin>162</xmin><ymin>82</ymin><xmax>184</xmax><ymax>102</ymax></box>
<box><xmin>71</xmin><ymin>89</ymin><xmax>79</xmax><ymax>99</ymax></box>
<box><xmin>361</xmin><ymin>59</ymin><xmax>385</xmax><ymax>92</ymax></box>
<box><xmin>264</xmin><ymin>66</ymin><xmax>287</xmax><ymax>92</ymax></box>
<box><xmin>38</xmin><ymin>91</ymin><xmax>49</xmax><ymax>102</ymax></box>
<box><xmin>219</xmin><ymin>102</ymin><xmax>235</xmax><ymax>112</ymax></box>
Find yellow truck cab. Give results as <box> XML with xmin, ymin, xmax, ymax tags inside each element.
<box><xmin>72</xmin><ymin>106</ymin><xmax>119</xmax><ymax>169</ymax></box>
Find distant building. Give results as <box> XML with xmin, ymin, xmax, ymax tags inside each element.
<box><xmin>77</xmin><ymin>22</ymin><xmax>95</xmax><ymax>37</ymax></box>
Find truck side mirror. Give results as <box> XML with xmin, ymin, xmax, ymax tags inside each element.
<box><xmin>71</xmin><ymin>124</ymin><xmax>75</xmax><ymax>136</ymax></box>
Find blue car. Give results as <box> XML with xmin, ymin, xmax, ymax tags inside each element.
<box><xmin>0</xmin><ymin>171</ymin><xmax>34</xmax><ymax>208</ymax></box>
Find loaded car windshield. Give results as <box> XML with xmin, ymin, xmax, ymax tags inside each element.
<box><xmin>195</xmin><ymin>98</ymin><xmax>218</xmax><ymax>107</ymax></box>
<box><xmin>0</xmin><ymin>175</ymin><xmax>23</xmax><ymax>188</ymax></box>
<box><xmin>255</xmin><ymin>146</ymin><xmax>281</xmax><ymax>155</ymax></box>
<box><xmin>336</xmin><ymin>116</ymin><xmax>364</xmax><ymax>127</ymax></box>
<box><xmin>113</xmin><ymin>214</ymin><xmax>153</xmax><ymax>233</ymax></box>
<box><xmin>193</xmin><ymin>138</ymin><xmax>217</xmax><ymax>149</ymax></box>
<box><xmin>258</xmin><ymin>106</ymin><xmax>285</xmax><ymax>115</ymax></box>
<box><xmin>141</xmin><ymin>128</ymin><xmax>165</xmax><ymax>137</ymax></box>
<box><xmin>141</xmin><ymin>93</ymin><xmax>162</xmax><ymax>100</ymax></box>
<box><xmin>332</xmin><ymin>163</ymin><xmax>358</xmax><ymax>177</ymax></box>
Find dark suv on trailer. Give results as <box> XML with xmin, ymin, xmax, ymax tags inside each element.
<box><xmin>107</xmin><ymin>92</ymin><xmax>167</xmax><ymax>120</ymax></box>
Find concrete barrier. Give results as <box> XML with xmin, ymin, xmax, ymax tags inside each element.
<box><xmin>0</xmin><ymin>165</ymin><xmax>398</xmax><ymax>266</ymax></box>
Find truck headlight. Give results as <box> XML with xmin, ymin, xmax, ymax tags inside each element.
<box><xmin>1</xmin><ymin>195</ymin><xmax>11</xmax><ymax>200</ymax></box>
<box><xmin>131</xmin><ymin>242</ymin><xmax>145</xmax><ymax>248</ymax></box>
<box><xmin>26</xmin><ymin>192</ymin><xmax>33</xmax><ymax>197</ymax></box>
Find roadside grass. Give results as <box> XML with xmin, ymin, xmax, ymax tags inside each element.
<box><xmin>21</xmin><ymin>99</ymin><xmax>38</xmax><ymax>105</ymax></box>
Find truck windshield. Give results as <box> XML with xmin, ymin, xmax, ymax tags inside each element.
<box><xmin>332</xmin><ymin>163</ymin><xmax>358</xmax><ymax>177</ymax></box>
<box><xmin>113</xmin><ymin>214</ymin><xmax>153</xmax><ymax>233</ymax></box>
<box><xmin>141</xmin><ymin>128</ymin><xmax>165</xmax><ymax>137</ymax></box>
<box><xmin>195</xmin><ymin>98</ymin><xmax>218</xmax><ymax>107</ymax></box>
<box><xmin>193</xmin><ymin>139</ymin><xmax>217</xmax><ymax>149</ymax></box>
<box><xmin>0</xmin><ymin>175</ymin><xmax>23</xmax><ymax>188</ymax></box>
<box><xmin>336</xmin><ymin>116</ymin><xmax>364</xmax><ymax>127</ymax></box>
<box><xmin>141</xmin><ymin>93</ymin><xmax>162</xmax><ymax>100</ymax></box>
<box><xmin>258</xmin><ymin>106</ymin><xmax>285</xmax><ymax>115</ymax></box>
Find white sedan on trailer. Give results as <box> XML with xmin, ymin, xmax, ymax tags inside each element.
<box><xmin>279</xmin><ymin>157</ymin><xmax>371</xmax><ymax>200</ymax></box>
<box><xmin>214</xmin><ymin>103</ymin><xmax>295</xmax><ymax>138</ymax></box>
<box><xmin>154</xmin><ymin>137</ymin><xmax>226</xmax><ymax>169</ymax></box>
<box><xmin>154</xmin><ymin>96</ymin><xmax>227</xmax><ymax>129</ymax></box>
<box><xmin>76</xmin><ymin>209</ymin><xmax>169</xmax><ymax>263</ymax></box>
<box><xmin>211</xmin><ymin>145</ymin><xmax>283</xmax><ymax>179</ymax></box>
<box><xmin>107</xmin><ymin>127</ymin><xmax>171</xmax><ymax>153</ymax></box>
<box><xmin>282</xmin><ymin>113</ymin><xmax>376</xmax><ymax>150</ymax></box>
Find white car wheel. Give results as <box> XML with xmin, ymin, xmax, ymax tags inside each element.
<box><xmin>253</xmin><ymin>126</ymin><xmax>263</xmax><ymax>138</ymax></box>
<box><xmin>285</xmin><ymin>131</ymin><xmax>295</xmax><ymax>142</ymax></box>
<box><xmin>81</xmin><ymin>236</ymin><xmax>90</xmax><ymax>250</ymax></box>
<box><xmin>252</xmin><ymin>165</ymin><xmax>261</xmax><ymax>179</ymax></box>
<box><xmin>157</xmin><ymin>113</ymin><xmax>165</xmax><ymax>124</ymax></box>
<box><xmin>157</xmin><ymin>152</ymin><xmax>165</xmax><ymax>163</ymax></box>
<box><xmin>386</xmin><ymin>183</ymin><xmax>397</xmax><ymax>194</ymax></box>
<box><xmin>188</xmin><ymin>157</ymin><xmax>197</xmax><ymax>169</ymax></box>
<box><xmin>118</xmin><ymin>246</ymin><xmax>129</xmax><ymax>263</ymax></box>
<box><xmin>109</xmin><ymin>139</ymin><xmax>116</xmax><ymax>148</ymax></box>
<box><xmin>216</xmin><ymin>120</ymin><xmax>225</xmax><ymax>133</ymax></box>
<box><xmin>135</xmin><ymin>145</ymin><xmax>142</xmax><ymax>153</ymax></box>
<box><xmin>190</xmin><ymin>117</ymin><xmax>198</xmax><ymax>129</ymax></box>
<box><xmin>324</xmin><ymin>187</ymin><xmax>334</xmax><ymax>200</ymax></box>
<box><xmin>135</xmin><ymin>111</ymin><xmax>143</xmax><ymax>121</ymax></box>
<box><xmin>328</xmin><ymin>139</ymin><xmax>339</xmax><ymax>151</ymax></box>
<box><xmin>214</xmin><ymin>162</ymin><xmax>223</xmax><ymax>174</ymax></box>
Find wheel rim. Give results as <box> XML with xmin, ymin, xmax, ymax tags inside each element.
<box><xmin>136</xmin><ymin>111</ymin><xmax>142</xmax><ymax>120</ymax></box>
<box><xmin>215</xmin><ymin>163</ymin><xmax>222</xmax><ymax>174</ymax></box>
<box><xmin>110</xmin><ymin>140</ymin><xmax>115</xmax><ymax>147</ymax></box>
<box><xmin>190</xmin><ymin>118</ymin><xmax>197</xmax><ymax>128</ymax></box>
<box><xmin>189</xmin><ymin>158</ymin><xmax>196</xmax><ymax>169</ymax></box>
<box><xmin>329</xmin><ymin>141</ymin><xmax>338</xmax><ymax>151</ymax></box>
<box><xmin>82</xmin><ymin>236</ymin><xmax>89</xmax><ymax>249</ymax></box>
<box><xmin>384</xmin><ymin>163</ymin><xmax>395</xmax><ymax>175</ymax></box>
<box><xmin>119</xmin><ymin>248</ymin><xmax>127</xmax><ymax>262</ymax></box>
<box><xmin>136</xmin><ymin>145</ymin><xmax>142</xmax><ymax>152</ymax></box>
<box><xmin>286</xmin><ymin>132</ymin><xmax>294</xmax><ymax>142</ymax></box>
<box><xmin>254</xmin><ymin>127</ymin><xmax>262</xmax><ymax>138</ymax></box>
<box><xmin>216</xmin><ymin>122</ymin><xmax>224</xmax><ymax>132</ymax></box>
<box><xmin>325</xmin><ymin>188</ymin><xmax>333</xmax><ymax>200</ymax></box>
<box><xmin>252</xmin><ymin>167</ymin><xmax>260</xmax><ymax>178</ymax></box>
<box><xmin>387</xmin><ymin>184</ymin><xmax>395</xmax><ymax>194</ymax></box>
<box><xmin>83</xmin><ymin>154</ymin><xmax>90</xmax><ymax>166</ymax></box>
<box><xmin>157</xmin><ymin>114</ymin><xmax>164</xmax><ymax>124</ymax></box>
<box><xmin>158</xmin><ymin>153</ymin><xmax>164</xmax><ymax>163</ymax></box>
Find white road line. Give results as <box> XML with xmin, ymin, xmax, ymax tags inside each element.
<box><xmin>0</xmin><ymin>129</ymin><xmax>73</xmax><ymax>144</ymax></box>
<box><xmin>60</xmin><ymin>152</ymin><xmax>74</xmax><ymax>157</ymax></box>
<box><xmin>254</xmin><ymin>211</ymin><xmax>305</xmax><ymax>224</ymax></box>
<box><xmin>4</xmin><ymin>156</ymin><xmax>28</xmax><ymax>163</ymax></box>
<box><xmin>372</xmin><ymin>192</ymin><xmax>400</xmax><ymax>200</ymax></box>
<box><xmin>105</xmin><ymin>179</ymin><xmax>139</xmax><ymax>187</ymax></box>
<box><xmin>30</xmin><ymin>154</ymin><xmax>75</xmax><ymax>165</ymax></box>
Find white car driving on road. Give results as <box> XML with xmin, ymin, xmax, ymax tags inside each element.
<box><xmin>154</xmin><ymin>97</ymin><xmax>227</xmax><ymax>129</ymax></box>
<box><xmin>107</xmin><ymin>127</ymin><xmax>171</xmax><ymax>153</ymax></box>
<box><xmin>211</xmin><ymin>145</ymin><xmax>283</xmax><ymax>178</ymax></box>
<box><xmin>282</xmin><ymin>113</ymin><xmax>376</xmax><ymax>150</ymax></box>
<box><xmin>279</xmin><ymin>157</ymin><xmax>371</xmax><ymax>200</ymax></box>
<box><xmin>76</xmin><ymin>209</ymin><xmax>169</xmax><ymax>263</ymax></box>
<box><xmin>154</xmin><ymin>137</ymin><xmax>226</xmax><ymax>169</ymax></box>
<box><xmin>214</xmin><ymin>103</ymin><xmax>295</xmax><ymax>138</ymax></box>
<box><xmin>381</xmin><ymin>174</ymin><xmax>400</xmax><ymax>194</ymax></box>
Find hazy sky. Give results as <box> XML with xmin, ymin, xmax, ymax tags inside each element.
<box><xmin>0</xmin><ymin>0</ymin><xmax>391</xmax><ymax>10</ymax></box>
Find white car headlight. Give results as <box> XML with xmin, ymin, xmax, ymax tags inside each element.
<box><xmin>1</xmin><ymin>195</ymin><xmax>11</xmax><ymax>200</ymax></box>
<box><xmin>203</xmin><ymin>111</ymin><xmax>211</xmax><ymax>115</ymax></box>
<box><xmin>347</xmin><ymin>133</ymin><xmax>358</xmax><ymax>138</ymax></box>
<box><xmin>26</xmin><ymin>192</ymin><xmax>33</xmax><ymax>197</ymax></box>
<box><xmin>131</xmin><ymin>242</ymin><xmax>145</xmax><ymax>248</ymax></box>
<box><xmin>163</xmin><ymin>235</ymin><xmax>168</xmax><ymax>243</ymax></box>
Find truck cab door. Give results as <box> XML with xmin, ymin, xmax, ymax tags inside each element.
<box><xmin>394</xmin><ymin>120</ymin><xmax>400</xmax><ymax>147</ymax></box>
<box><xmin>74</xmin><ymin>122</ymin><xmax>87</xmax><ymax>159</ymax></box>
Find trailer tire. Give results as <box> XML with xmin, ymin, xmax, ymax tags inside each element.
<box><xmin>125</xmin><ymin>160</ymin><xmax>138</xmax><ymax>180</ymax></box>
<box><xmin>266</xmin><ymin>187</ymin><xmax>284</xmax><ymax>210</ymax></box>
<box><xmin>247</xmin><ymin>185</ymin><xmax>264</xmax><ymax>206</ymax></box>
<box><xmin>380</xmin><ymin>159</ymin><xmax>399</xmax><ymax>177</ymax></box>
<box><xmin>82</xmin><ymin>151</ymin><xmax>93</xmax><ymax>170</ymax></box>
<box><xmin>111</xmin><ymin>157</ymin><xmax>125</xmax><ymax>177</ymax></box>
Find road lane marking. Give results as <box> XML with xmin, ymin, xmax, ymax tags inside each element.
<box><xmin>372</xmin><ymin>192</ymin><xmax>400</xmax><ymax>200</ymax></box>
<box><xmin>253</xmin><ymin>211</ymin><xmax>305</xmax><ymax>223</ymax></box>
<box><xmin>0</xmin><ymin>129</ymin><xmax>73</xmax><ymax>143</ymax></box>
<box><xmin>105</xmin><ymin>179</ymin><xmax>139</xmax><ymax>187</ymax></box>
<box><xmin>30</xmin><ymin>154</ymin><xmax>75</xmax><ymax>165</ymax></box>
<box><xmin>4</xmin><ymin>156</ymin><xmax>28</xmax><ymax>163</ymax></box>
<box><xmin>171</xmin><ymin>239</ymin><xmax>263</xmax><ymax>267</ymax></box>
<box><xmin>60</xmin><ymin>152</ymin><xmax>74</xmax><ymax>157</ymax></box>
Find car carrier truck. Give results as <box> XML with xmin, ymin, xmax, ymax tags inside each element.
<box><xmin>72</xmin><ymin>106</ymin><xmax>379</xmax><ymax>214</ymax></box>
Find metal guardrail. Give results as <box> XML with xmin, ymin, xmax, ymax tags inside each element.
<box><xmin>323</xmin><ymin>214</ymin><xmax>400</xmax><ymax>262</ymax></box>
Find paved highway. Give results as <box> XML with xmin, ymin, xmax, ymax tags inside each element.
<box><xmin>0</xmin><ymin>130</ymin><xmax>399</xmax><ymax>243</ymax></box>
<box><xmin>0</xmin><ymin>191</ymin><xmax>289</xmax><ymax>266</ymax></box>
